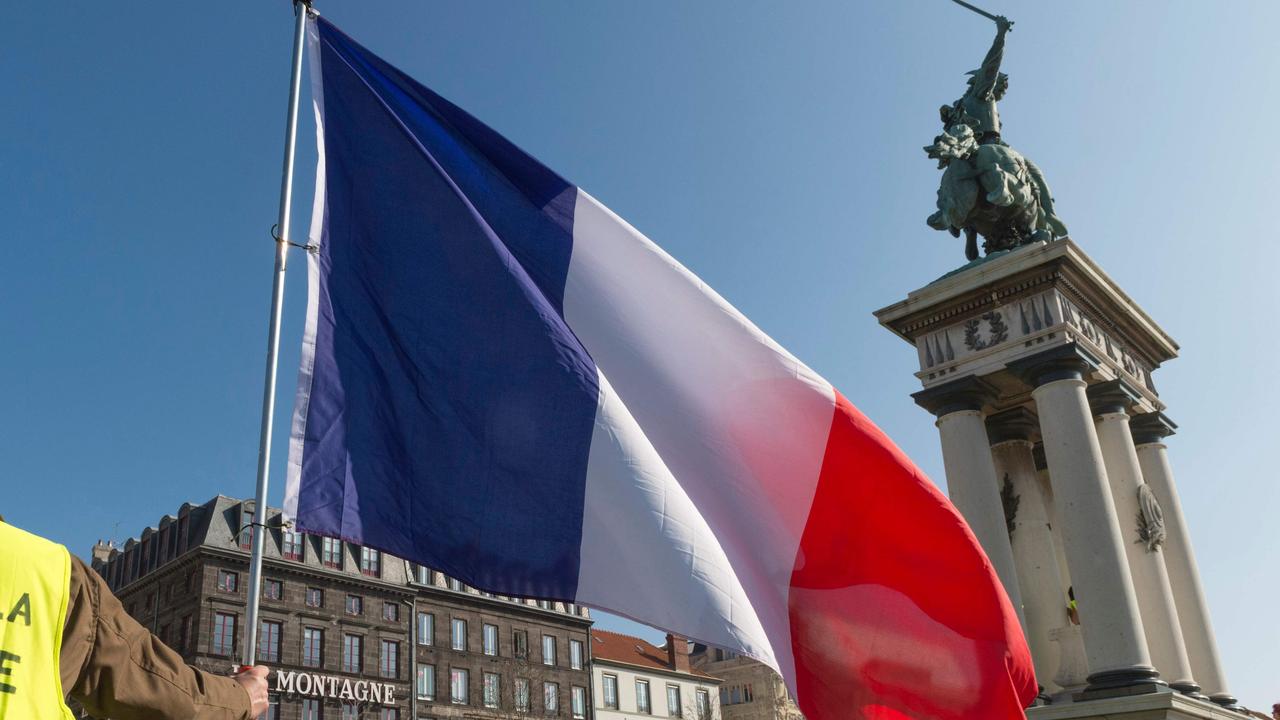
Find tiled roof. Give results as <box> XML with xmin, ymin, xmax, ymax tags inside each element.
<box><xmin>590</xmin><ymin>630</ymin><xmax>717</xmax><ymax>680</ymax></box>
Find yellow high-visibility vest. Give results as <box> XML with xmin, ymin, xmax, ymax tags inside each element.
<box><xmin>0</xmin><ymin>521</ymin><xmax>76</xmax><ymax>719</ymax></box>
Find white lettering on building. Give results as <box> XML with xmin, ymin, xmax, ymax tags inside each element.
<box><xmin>272</xmin><ymin>669</ymin><xmax>401</xmax><ymax>706</ymax></box>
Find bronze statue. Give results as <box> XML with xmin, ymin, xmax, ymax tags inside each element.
<box><xmin>925</xmin><ymin>8</ymin><xmax>1068</xmax><ymax>261</ymax></box>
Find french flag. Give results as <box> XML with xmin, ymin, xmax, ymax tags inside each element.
<box><xmin>285</xmin><ymin>15</ymin><xmax>1034</xmax><ymax>720</ymax></box>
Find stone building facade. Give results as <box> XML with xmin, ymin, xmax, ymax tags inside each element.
<box><xmin>90</xmin><ymin>495</ymin><xmax>591</xmax><ymax>720</ymax></box>
<box><xmin>406</xmin><ymin>566</ymin><xmax>593</xmax><ymax>720</ymax></box>
<box><xmin>688</xmin><ymin>645</ymin><xmax>802</xmax><ymax>720</ymax></box>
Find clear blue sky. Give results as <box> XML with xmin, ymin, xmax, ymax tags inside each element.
<box><xmin>3</xmin><ymin>0</ymin><xmax>1276</xmax><ymax>709</ymax></box>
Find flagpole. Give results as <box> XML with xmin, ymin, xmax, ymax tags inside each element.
<box><xmin>241</xmin><ymin>0</ymin><xmax>312</xmax><ymax>670</ymax></box>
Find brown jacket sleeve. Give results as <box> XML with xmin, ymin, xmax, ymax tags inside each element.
<box><xmin>60</xmin><ymin>556</ymin><xmax>253</xmax><ymax>720</ymax></box>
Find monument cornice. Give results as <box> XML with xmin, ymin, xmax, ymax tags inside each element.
<box><xmin>873</xmin><ymin>240</ymin><xmax>1177</xmax><ymax>409</ymax></box>
<box><xmin>874</xmin><ymin>240</ymin><xmax>1177</xmax><ymax>368</ymax></box>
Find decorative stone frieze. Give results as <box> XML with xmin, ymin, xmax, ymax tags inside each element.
<box><xmin>875</xmin><ymin>240</ymin><xmax>1174</xmax><ymax>411</ymax></box>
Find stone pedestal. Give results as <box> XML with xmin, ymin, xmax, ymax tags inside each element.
<box><xmin>874</xmin><ymin>240</ymin><xmax>1235</xmax><ymax>715</ymax></box>
<box><xmin>1027</xmin><ymin>687</ymin><xmax>1245</xmax><ymax>720</ymax></box>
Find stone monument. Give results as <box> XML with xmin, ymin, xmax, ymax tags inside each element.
<box><xmin>874</xmin><ymin>6</ymin><xmax>1241</xmax><ymax>720</ymax></box>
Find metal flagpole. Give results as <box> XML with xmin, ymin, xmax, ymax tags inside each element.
<box><xmin>241</xmin><ymin>0</ymin><xmax>312</xmax><ymax>671</ymax></box>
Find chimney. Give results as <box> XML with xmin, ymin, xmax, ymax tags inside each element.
<box><xmin>91</xmin><ymin>539</ymin><xmax>114</xmax><ymax>565</ymax></box>
<box><xmin>666</xmin><ymin>633</ymin><xmax>690</xmax><ymax>673</ymax></box>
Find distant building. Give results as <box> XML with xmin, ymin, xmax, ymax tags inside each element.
<box><xmin>404</xmin><ymin>565</ymin><xmax>593</xmax><ymax>720</ymax></box>
<box><xmin>591</xmin><ymin>630</ymin><xmax>720</xmax><ymax>720</ymax></box>
<box><xmin>688</xmin><ymin>645</ymin><xmax>802</xmax><ymax>720</ymax></box>
<box><xmin>91</xmin><ymin>495</ymin><xmax>591</xmax><ymax>720</ymax></box>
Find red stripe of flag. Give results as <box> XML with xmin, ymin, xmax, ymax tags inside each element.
<box><xmin>789</xmin><ymin>392</ymin><xmax>1035</xmax><ymax>720</ymax></box>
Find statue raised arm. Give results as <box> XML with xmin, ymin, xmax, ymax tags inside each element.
<box><xmin>942</xmin><ymin>16</ymin><xmax>1012</xmax><ymax>144</ymax></box>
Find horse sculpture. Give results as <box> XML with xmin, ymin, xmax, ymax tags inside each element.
<box><xmin>925</xmin><ymin>124</ymin><xmax>1068</xmax><ymax>261</ymax></box>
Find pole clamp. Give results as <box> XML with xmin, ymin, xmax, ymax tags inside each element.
<box><xmin>271</xmin><ymin>224</ymin><xmax>318</xmax><ymax>253</ymax></box>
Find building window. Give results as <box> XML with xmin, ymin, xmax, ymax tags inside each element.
<box><xmin>301</xmin><ymin>698</ymin><xmax>322</xmax><ymax>720</ymax></box>
<box><xmin>262</xmin><ymin>579</ymin><xmax>283</xmax><ymax>601</ymax></box>
<box><xmin>544</xmin><ymin>682</ymin><xmax>559</xmax><ymax>715</ymax></box>
<box><xmin>322</xmin><ymin>537</ymin><xmax>343</xmax><ymax>569</ymax></box>
<box><xmin>343</xmin><ymin>634</ymin><xmax>363</xmax><ymax>673</ymax></box>
<box><xmin>667</xmin><ymin>685</ymin><xmax>682</xmax><ymax>717</ymax></box>
<box><xmin>238</xmin><ymin>505</ymin><xmax>255</xmax><ymax>549</ymax></box>
<box><xmin>723</xmin><ymin>683</ymin><xmax>753</xmax><ymax>705</ymax></box>
<box><xmin>483</xmin><ymin>623</ymin><xmax>499</xmax><ymax>656</ymax></box>
<box><xmin>264</xmin><ymin>693</ymin><xmax>281</xmax><ymax>720</ymax></box>
<box><xmin>569</xmin><ymin>639</ymin><xmax>583</xmax><ymax>670</ymax></box>
<box><xmin>451</xmin><ymin>618</ymin><xmax>467</xmax><ymax>651</ymax></box>
<box><xmin>341</xmin><ymin>703</ymin><xmax>358</xmax><ymax>720</ymax></box>
<box><xmin>380</xmin><ymin>639</ymin><xmax>399</xmax><ymax>679</ymax></box>
<box><xmin>537</xmin><ymin>599</ymin><xmax>552</xmax><ymax>610</ymax></box>
<box><xmin>448</xmin><ymin>577</ymin><xmax>464</xmax><ymax>592</ymax></box>
<box><xmin>360</xmin><ymin>547</ymin><xmax>381</xmax><ymax>577</ymax></box>
<box><xmin>383</xmin><ymin>601</ymin><xmax>399</xmax><ymax>622</ymax></box>
<box><xmin>379</xmin><ymin>709</ymin><xmax>399</xmax><ymax>720</ymax></box>
<box><xmin>417</xmin><ymin>612</ymin><xmax>434</xmax><ymax>646</ymax></box>
<box><xmin>212</xmin><ymin>612</ymin><xmax>235</xmax><ymax>656</ymax></box>
<box><xmin>303</xmin><ymin>627</ymin><xmax>324</xmax><ymax>668</ymax></box>
<box><xmin>541</xmin><ymin>635</ymin><xmax>556</xmax><ymax>666</ymax></box>
<box><xmin>484</xmin><ymin>672</ymin><xmax>501</xmax><ymax>708</ymax></box>
<box><xmin>259</xmin><ymin>620</ymin><xmax>282</xmax><ymax>663</ymax></box>
<box><xmin>345</xmin><ymin>594</ymin><xmax>363</xmax><ymax>616</ymax></box>
<box><xmin>451</xmin><ymin>668</ymin><xmax>469</xmax><ymax>704</ymax></box>
<box><xmin>513</xmin><ymin>629</ymin><xmax>528</xmax><ymax>659</ymax></box>
<box><xmin>696</xmin><ymin>689</ymin><xmax>711</xmax><ymax>720</ymax></box>
<box><xmin>417</xmin><ymin>665</ymin><xmax>435</xmax><ymax>700</ymax></box>
<box><xmin>602</xmin><ymin>674</ymin><xmax>618</xmax><ymax>709</ymax></box>
<box><xmin>572</xmin><ymin>686</ymin><xmax>587</xmax><ymax>719</ymax></box>
<box><xmin>515</xmin><ymin>678</ymin><xmax>531</xmax><ymax>713</ymax></box>
<box><xmin>636</xmin><ymin>680</ymin><xmax>651</xmax><ymax>714</ymax></box>
<box><xmin>416</xmin><ymin>565</ymin><xmax>434</xmax><ymax>585</ymax></box>
<box><xmin>283</xmin><ymin>529</ymin><xmax>304</xmax><ymax>561</ymax></box>
<box><xmin>216</xmin><ymin>569</ymin><xmax>238</xmax><ymax>593</ymax></box>
<box><xmin>305</xmin><ymin>587</ymin><xmax>324</xmax><ymax>608</ymax></box>
<box><xmin>179</xmin><ymin>615</ymin><xmax>192</xmax><ymax>653</ymax></box>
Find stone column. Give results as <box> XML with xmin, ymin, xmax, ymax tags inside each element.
<box><xmin>1131</xmin><ymin>413</ymin><xmax>1237</xmax><ymax>707</ymax></box>
<box><xmin>1088</xmin><ymin>381</ymin><xmax>1197</xmax><ymax>695</ymax></box>
<box><xmin>1032</xmin><ymin>444</ymin><xmax>1075</xmax><ymax>604</ymax></box>
<box><xmin>913</xmin><ymin>376</ymin><xmax>1026</xmax><ymax>632</ymax></box>
<box><xmin>987</xmin><ymin>408</ymin><xmax>1068</xmax><ymax>694</ymax></box>
<box><xmin>1008</xmin><ymin>346</ymin><xmax>1159</xmax><ymax>692</ymax></box>
<box><xmin>1032</xmin><ymin>443</ymin><xmax>1090</xmax><ymax>693</ymax></box>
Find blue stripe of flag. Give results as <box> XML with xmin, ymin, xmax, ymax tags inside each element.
<box><xmin>295</xmin><ymin>17</ymin><xmax>598</xmax><ymax>599</ymax></box>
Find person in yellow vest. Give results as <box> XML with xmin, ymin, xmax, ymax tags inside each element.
<box><xmin>0</xmin><ymin>518</ymin><xmax>268</xmax><ymax>719</ymax></box>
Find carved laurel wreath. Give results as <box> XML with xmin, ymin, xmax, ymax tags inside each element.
<box><xmin>963</xmin><ymin>311</ymin><xmax>1009</xmax><ymax>351</ymax></box>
